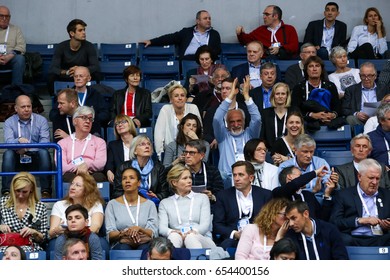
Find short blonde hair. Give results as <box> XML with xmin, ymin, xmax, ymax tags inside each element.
<box><xmin>166</xmin><ymin>164</ymin><xmax>190</xmax><ymax>193</ymax></box>
<box><xmin>168</xmin><ymin>84</ymin><xmax>187</xmax><ymax>100</ymax></box>
<box><xmin>113</xmin><ymin>114</ymin><xmax>137</xmax><ymax>140</ymax></box>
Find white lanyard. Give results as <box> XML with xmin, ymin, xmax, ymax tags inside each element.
<box><xmin>294</xmin><ymin>157</ymin><xmax>315</xmax><ymax>190</ymax></box>
<box><xmin>213</xmin><ymin>89</ymin><xmax>222</xmax><ymax>103</ymax></box>
<box><xmin>268</xmin><ymin>25</ymin><xmax>280</xmax><ymax>43</ymax></box>
<box><xmin>123</xmin><ymin>195</ymin><xmax>140</xmax><ymax>226</ymax></box>
<box><xmin>236</xmin><ymin>191</ymin><xmax>253</xmax><ymax>219</ymax></box>
<box><xmin>71</xmin><ymin>133</ymin><xmax>91</xmax><ymax>161</ymax></box>
<box><xmin>124</xmin><ymin>89</ymin><xmax>136</xmax><ymax>117</ymax></box>
<box><xmin>291</xmin><ymin>191</ymin><xmax>305</xmax><ymax>201</ymax></box>
<box><xmin>2</xmin><ymin>26</ymin><xmax>9</xmax><ymax>44</ymax></box>
<box><xmin>357</xmin><ymin>186</ymin><xmax>378</xmax><ymax>217</ymax></box>
<box><xmin>274</xmin><ymin>112</ymin><xmax>287</xmax><ymax>139</ymax></box>
<box><xmin>384</xmin><ymin>138</ymin><xmax>390</xmax><ymax>165</ymax></box>
<box><xmin>305</xmin><ymin>81</ymin><xmax>321</xmax><ymax>100</ymax></box>
<box><xmin>193</xmin><ymin>30</ymin><xmax>209</xmax><ymax>46</ymax></box>
<box><xmin>282</xmin><ymin>137</ymin><xmax>294</xmax><ymax>157</ymax></box>
<box><xmin>66</xmin><ymin>117</ymin><xmax>73</xmax><ymax>136</ymax></box>
<box><xmin>18</xmin><ymin>115</ymin><xmax>33</xmax><ymax>142</ymax></box>
<box><xmin>232</xmin><ymin>137</ymin><xmax>246</xmax><ymax>155</ymax></box>
<box><xmin>173</xmin><ymin>195</ymin><xmax>194</xmax><ymax>225</ymax></box>
<box><xmin>301</xmin><ymin>220</ymin><xmax>320</xmax><ymax>260</ymax></box>
<box><xmin>78</xmin><ymin>89</ymin><xmax>87</xmax><ymax>106</ymax></box>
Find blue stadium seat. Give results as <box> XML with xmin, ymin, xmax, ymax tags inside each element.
<box><xmin>109</xmin><ymin>249</ymin><xmax>143</xmax><ymax>260</ymax></box>
<box><xmin>106</xmin><ymin>126</ymin><xmax>116</xmax><ymax>143</ymax></box>
<box><xmin>274</xmin><ymin>60</ymin><xmax>299</xmax><ymax>80</ymax></box>
<box><xmin>151</xmin><ymin>103</ymin><xmax>168</xmax><ymax>129</ymax></box>
<box><xmin>189</xmin><ymin>248</ymin><xmax>210</xmax><ymax>260</ymax></box>
<box><xmin>136</xmin><ymin>127</ymin><xmax>153</xmax><ymax>142</ymax></box>
<box><xmin>139</xmin><ymin>60</ymin><xmax>180</xmax><ymax>81</ymax></box>
<box><xmin>353</xmin><ymin>124</ymin><xmax>364</xmax><ymax>136</ymax></box>
<box><xmin>316</xmin><ymin>150</ymin><xmax>353</xmax><ymax>167</ymax></box>
<box><xmin>181</xmin><ymin>60</ymin><xmax>199</xmax><ymax>80</ymax></box>
<box><xmin>53</xmin><ymin>81</ymin><xmax>75</xmax><ymax>95</ymax></box>
<box><xmin>346</xmin><ymin>246</ymin><xmax>390</xmax><ymax>260</ymax></box>
<box><xmin>63</xmin><ymin>181</ymin><xmax>110</xmax><ymax>201</ymax></box>
<box><xmin>220</xmin><ymin>43</ymin><xmax>247</xmax><ymax>63</ymax></box>
<box><xmin>143</xmin><ymin>78</ymin><xmax>174</xmax><ymax>92</ymax></box>
<box><xmin>0</xmin><ymin>250</ymin><xmax>47</xmax><ymax>260</ymax></box>
<box><xmin>138</xmin><ymin>43</ymin><xmax>176</xmax><ymax>61</ymax></box>
<box><xmin>100</xmin><ymin>80</ymin><xmax>126</xmax><ymax>91</ymax></box>
<box><xmin>357</xmin><ymin>59</ymin><xmax>388</xmax><ymax>73</ymax></box>
<box><xmin>224</xmin><ymin>59</ymin><xmax>247</xmax><ymax>73</ymax></box>
<box><xmin>26</xmin><ymin>43</ymin><xmax>57</xmax><ymax>60</ymax></box>
<box><xmin>309</xmin><ymin>125</ymin><xmax>352</xmax><ymax>151</ymax></box>
<box><xmin>100</xmin><ymin>43</ymin><xmax>137</xmax><ymax>62</ymax></box>
<box><xmin>100</xmin><ymin>60</ymin><xmax>136</xmax><ymax>81</ymax></box>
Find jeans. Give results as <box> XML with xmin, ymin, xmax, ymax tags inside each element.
<box><xmin>2</xmin><ymin>149</ymin><xmax>52</xmax><ymax>194</ymax></box>
<box><xmin>0</xmin><ymin>54</ymin><xmax>25</xmax><ymax>85</ymax></box>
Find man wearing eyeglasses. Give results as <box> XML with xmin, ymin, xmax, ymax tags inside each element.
<box><xmin>47</xmin><ymin>19</ymin><xmax>101</xmax><ymax>95</ymax></box>
<box><xmin>2</xmin><ymin>95</ymin><xmax>52</xmax><ymax>198</ymax></box>
<box><xmin>0</xmin><ymin>5</ymin><xmax>26</xmax><ymax>85</ymax></box>
<box><xmin>236</xmin><ymin>5</ymin><xmax>298</xmax><ymax>60</ymax></box>
<box><xmin>342</xmin><ymin>62</ymin><xmax>388</xmax><ymax>125</ymax></box>
<box><xmin>58</xmin><ymin>106</ymin><xmax>107</xmax><ymax>183</ymax></box>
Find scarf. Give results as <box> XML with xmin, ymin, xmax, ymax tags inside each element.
<box><xmin>131</xmin><ymin>158</ymin><xmax>154</xmax><ymax>191</ymax></box>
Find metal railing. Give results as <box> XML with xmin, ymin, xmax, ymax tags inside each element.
<box><xmin>0</xmin><ymin>143</ymin><xmax>62</xmax><ymax>201</ymax></box>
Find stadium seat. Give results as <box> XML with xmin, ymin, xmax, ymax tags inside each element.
<box><xmin>353</xmin><ymin>124</ymin><xmax>364</xmax><ymax>136</ymax></box>
<box><xmin>274</xmin><ymin>60</ymin><xmax>299</xmax><ymax>80</ymax></box>
<box><xmin>223</xmin><ymin>59</ymin><xmax>247</xmax><ymax>73</ymax></box>
<box><xmin>138</xmin><ymin>43</ymin><xmax>176</xmax><ymax>61</ymax></box>
<box><xmin>136</xmin><ymin>127</ymin><xmax>153</xmax><ymax>142</ymax></box>
<box><xmin>346</xmin><ymin>246</ymin><xmax>390</xmax><ymax>260</ymax></box>
<box><xmin>309</xmin><ymin>125</ymin><xmax>352</xmax><ymax>151</ymax></box>
<box><xmin>139</xmin><ymin>60</ymin><xmax>180</xmax><ymax>81</ymax></box>
<box><xmin>106</xmin><ymin>126</ymin><xmax>116</xmax><ymax>143</ymax></box>
<box><xmin>220</xmin><ymin>43</ymin><xmax>247</xmax><ymax>63</ymax></box>
<box><xmin>53</xmin><ymin>81</ymin><xmax>75</xmax><ymax>95</ymax></box>
<box><xmin>316</xmin><ymin>150</ymin><xmax>353</xmax><ymax>167</ymax></box>
<box><xmin>26</xmin><ymin>43</ymin><xmax>58</xmax><ymax>84</ymax></box>
<box><xmin>357</xmin><ymin>59</ymin><xmax>388</xmax><ymax>73</ymax></box>
<box><xmin>100</xmin><ymin>80</ymin><xmax>126</xmax><ymax>91</ymax></box>
<box><xmin>189</xmin><ymin>248</ymin><xmax>210</xmax><ymax>260</ymax></box>
<box><xmin>143</xmin><ymin>78</ymin><xmax>174</xmax><ymax>92</ymax></box>
<box><xmin>100</xmin><ymin>60</ymin><xmax>136</xmax><ymax>81</ymax></box>
<box><xmin>109</xmin><ymin>250</ymin><xmax>143</xmax><ymax>260</ymax></box>
<box><xmin>181</xmin><ymin>60</ymin><xmax>199</xmax><ymax>80</ymax></box>
<box><xmin>151</xmin><ymin>102</ymin><xmax>168</xmax><ymax>129</ymax></box>
<box><xmin>100</xmin><ymin>43</ymin><xmax>137</xmax><ymax>62</ymax></box>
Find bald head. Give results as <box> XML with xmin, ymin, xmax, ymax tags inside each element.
<box><xmin>15</xmin><ymin>95</ymin><xmax>32</xmax><ymax>121</ymax></box>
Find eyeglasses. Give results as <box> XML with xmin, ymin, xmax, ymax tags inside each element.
<box><xmin>255</xmin><ymin>147</ymin><xmax>267</xmax><ymax>152</ymax></box>
<box><xmin>137</xmin><ymin>142</ymin><xmax>151</xmax><ymax>147</ymax></box>
<box><xmin>183</xmin><ymin>150</ymin><xmax>199</xmax><ymax>156</ymax></box>
<box><xmin>360</xmin><ymin>74</ymin><xmax>376</xmax><ymax>80</ymax></box>
<box><xmin>115</xmin><ymin>120</ymin><xmax>127</xmax><ymax>126</ymax></box>
<box><xmin>263</xmin><ymin>12</ymin><xmax>273</xmax><ymax>16</ymax></box>
<box><xmin>76</xmin><ymin>115</ymin><xmax>94</xmax><ymax>122</ymax></box>
<box><xmin>0</xmin><ymin>14</ymin><xmax>10</xmax><ymax>20</ymax></box>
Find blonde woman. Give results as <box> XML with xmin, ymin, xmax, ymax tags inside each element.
<box><xmin>0</xmin><ymin>172</ymin><xmax>48</xmax><ymax>252</ymax></box>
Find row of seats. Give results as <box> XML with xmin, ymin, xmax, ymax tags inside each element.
<box><xmin>0</xmin><ymin>246</ymin><xmax>388</xmax><ymax>260</ymax></box>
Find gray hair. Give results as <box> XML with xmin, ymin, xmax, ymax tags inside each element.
<box><xmin>294</xmin><ymin>134</ymin><xmax>316</xmax><ymax>150</ymax></box>
<box><xmin>186</xmin><ymin>139</ymin><xmax>206</xmax><ymax>154</ymax></box>
<box><xmin>376</xmin><ymin>102</ymin><xmax>390</xmax><ymax>121</ymax></box>
<box><xmin>329</xmin><ymin>46</ymin><xmax>347</xmax><ymax>64</ymax></box>
<box><xmin>129</xmin><ymin>135</ymin><xmax>153</xmax><ymax>160</ymax></box>
<box><xmin>300</xmin><ymin>42</ymin><xmax>315</xmax><ymax>53</ymax></box>
<box><xmin>72</xmin><ymin>106</ymin><xmax>95</xmax><ymax>120</ymax></box>
<box><xmin>260</xmin><ymin>61</ymin><xmax>276</xmax><ymax>74</ymax></box>
<box><xmin>62</xmin><ymin>238</ymin><xmax>86</xmax><ymax>257</ymax></box>
<box><xmin>148</xmin><ymin>237</ymin><xmax>174</xmax><ymax>258</ymax></box>
<box><xmin>351</xmin><ymin>133</ymin><xmax>372</xmax><ymax>150</ymax></box>
<box><xmin>360</xmin><ymin>61</ymin><xmax>377</xmax><ymax>72</ymax></box>
<box><xmin>357</xmin><ymin>158</ymin><xmax>382</xmax><ymax>175</ymax></box>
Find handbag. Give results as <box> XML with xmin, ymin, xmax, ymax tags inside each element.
<box><xmin>0</xmin><ymin>233</ymin><xmax>31</xmax><ymax>247</ymax></box>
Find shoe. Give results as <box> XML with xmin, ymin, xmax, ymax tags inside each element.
<box><xmin>41</xmin><ymin>192</ymin><xmax>51</xmax><ymax>199</ymax></box>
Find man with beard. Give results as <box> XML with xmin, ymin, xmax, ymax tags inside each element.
<box><xmin>213</xmin><ymin>77</ymin><xmax>261</xmax><ymax>188</ymax></box>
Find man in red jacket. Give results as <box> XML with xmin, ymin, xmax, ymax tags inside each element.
<box><xmin>236</xmin><ymin>5</ymin><xmax>299</xmax><ymax>60</ymax></box>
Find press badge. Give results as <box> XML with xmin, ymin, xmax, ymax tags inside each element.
<box><xmin>371</xmin><ymin>224</ymin><xmax>383</xmax><ymax>236</ymax></box>
<box><xmin>0</xmin><ymin>44</ymin><xmax>6</xmax><ymax>54</ymax></box>
<box><xmin>180</xmin><ymin>224</ymin><xmax>193</xmax><ymax>234</ymax></box>
<box><xmin>20</xmin><ymin>154</ymin><xmax>32</xmax><ymax>164</ymax></box>
<box><xmin>72</xmin><ymin>156</ymin><xmax>85</xmax><ymax>166</ymax></box>
<box><xmin>237</xmin><ymin>217</ymin><xmax>249</xmax><ymax>231</ymax></box>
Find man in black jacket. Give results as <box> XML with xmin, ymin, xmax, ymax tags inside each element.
<box><xmin>141</xmin><ymin>10</ymin><xmax>221</xmax><ymax>60</ymax></box>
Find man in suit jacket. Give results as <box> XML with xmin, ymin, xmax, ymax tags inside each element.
<box><xmin>330</xmin><ymin>159</ymin><xmax>390</xmax><ymax>246</ymax></box>
<box><xmin>342</xmin><ymin>62</ymin><xmax>388</xmax><ymax>125</ymax></box>
<box><xmin>141</xmin><ymin>10</ymin><xmax>221</xmax><ymax>60</ymax></box>
<box><xmin>213</xmin><ymin>161</ymin><xmax>272</xmax><ymax>249</ymax></box>
<box><xmin>249</xmin><ymin>62</ymin><xmax>277</xmax><ymax>112</ymax></box>
<box><xmin>335</xmin><ymin>133</ymin><xmax>390</xmax><ymax>189</ymax></box>
<box><xmin>303</xmin><ymin>2</ymin><xmax>347</xmax><ymax>60</ymax></box>
<box><xmin>231</xmin><ymin>41</ymin><xmax>281</xmax><ymax>88</ymax></box>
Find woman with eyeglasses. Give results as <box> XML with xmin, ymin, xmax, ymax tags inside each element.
<box><xmin>328</xmin><ymin>46</ymin><xmax>361</xmax><ymax>99</ymax></box>
<box><xmin>243</xmin><ymin>138</ymin><xmax>279</xmax><ymax>190</ymax></box>
<box><xmin>159</xmin><ymin>164</ymin><xmax>216</xmax><ymax>249</ymax></box>
<box><xmin>235</xmin><ymin>198</ymin><xmax>290</xmax><ymax>260</ymax></box>
<box><xmin>347</xmin><ymin>7</ymin><xmax>389</xmax><ymax>60</ymax></box>
<box><xmin>0</xmin><ymin>172</ymin><xmax>48</xmax><ymax>254</ymax></box>
<box><xmin>163</xmin><ymin>113</ymin><xmax>210</xmax><ymax>168</ymax></box>
<box><xmin>113</xmin><ymin>135</ymin><xmax>169</xmax><ymax>204</ymax></box>
<box><xmin>105</xmin><ymin>114</ymin><xmax>138</xmax><ymax>183</ymax></box>
<box><xmin>111</xmin><ymin>65</ymin><xmax>152</xmax><ymax>128</ymax></box>
<box><xmin>49</xmin><ymin>173</ymin><xmax>108</xmax><ymax>254</ymax></box>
